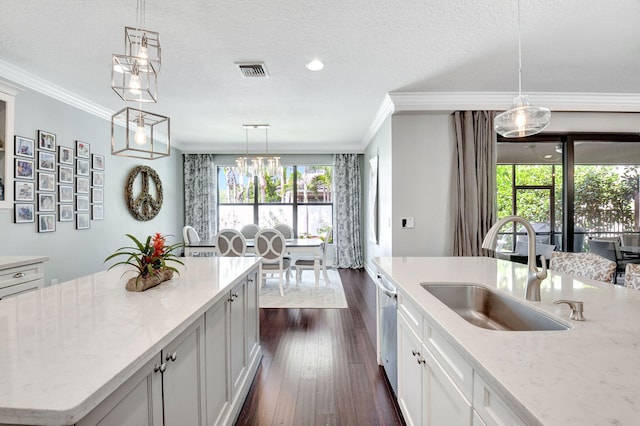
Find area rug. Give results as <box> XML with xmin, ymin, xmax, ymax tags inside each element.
<box><xmin>259</xmin><ymin>269</ymin><xmax>348</xmax><ymax>309</ymax></box>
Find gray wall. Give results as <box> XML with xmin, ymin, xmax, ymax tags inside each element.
<box><xmin>0</xmin><ymin>87</ymin><xmax>184</xmax><ymax>285</ymax></box>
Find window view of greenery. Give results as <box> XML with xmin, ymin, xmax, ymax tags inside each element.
<box><xmin>497</xmin><ymin>140</ymin><xmax>640</xmax><ymax>252</ymax></box>
<box><xmin>218</xmin><ymin>165</ymin><xmax>332</xmax><ymax>237</ymax></box>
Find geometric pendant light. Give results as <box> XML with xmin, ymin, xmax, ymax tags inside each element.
<box><xmin>494</xmin><ymin>0</ymin><xmax>551</xmax><ymax>138</ymax></box>
<box><xmin>110</xmin><ymin>0</ymin><xmax>171</xmax><ymax>159</ymax></box>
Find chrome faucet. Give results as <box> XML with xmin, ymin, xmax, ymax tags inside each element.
<box><xmin>482</xmin><ymin>215</ymin><xmax>548</xmax><ymax>301</ymax></box>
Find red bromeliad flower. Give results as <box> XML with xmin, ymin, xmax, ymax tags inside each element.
<box><xmin>151</xmin><ymin>233</ymin><xmax>166</xmax><ymax>257</ymax></box>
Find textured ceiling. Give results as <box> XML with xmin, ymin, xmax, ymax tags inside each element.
<box><xmin>1</xmin><ymin>0</ymin><xmax>639</xmax><ymax>153</ymax></box>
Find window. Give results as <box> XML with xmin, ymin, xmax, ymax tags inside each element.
<box><xmin>497</xmin><ymin>134</ymin><xmax>640</xmax><ymax>252</ymax></box>
<box><xmin>218</xmin><ymin>165</ymin><xmax>332</xmax><ymax>237</ymax></box>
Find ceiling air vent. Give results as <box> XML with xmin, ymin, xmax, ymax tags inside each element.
<box><xmin>236</xmin><ymin>62</ymin><xmax>269</xmax><ymax>78</ymax></box>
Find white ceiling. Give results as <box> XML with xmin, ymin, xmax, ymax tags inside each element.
<box><xmin>1</xmin><ymin>0</ymin><xmax>639</xmax><ymax>153</ymax></box>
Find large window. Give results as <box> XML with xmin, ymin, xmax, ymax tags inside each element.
<box><xmin>218</xmin><ymin>165</ymin><xmax>332</xmax><ymax>237</ymax></box>
<box><xmin>497</xmin><ymin>134</ymin><xmax>640</xmax><ymax>252</ymax></box>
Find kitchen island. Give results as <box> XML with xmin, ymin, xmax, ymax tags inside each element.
<box><xmin>0</xmin><ymin>256</ymin><xmax>261</xmax><ymax>425</ymax></box>
<box><xmin>374</xmin><ymin>256</ymin><xmax>640</xmax><ymax>426</ymax></box>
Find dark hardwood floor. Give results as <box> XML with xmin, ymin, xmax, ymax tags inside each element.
<box><xmin>236</xmin><ymin>268</ymin><xmax>404</xmax><ymax>425</ymax></box>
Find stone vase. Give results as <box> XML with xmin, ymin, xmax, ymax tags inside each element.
<box><xmin>125</xmin><ymin>269</ymin><xmax>174</xmax><ymax>292</ymax></box>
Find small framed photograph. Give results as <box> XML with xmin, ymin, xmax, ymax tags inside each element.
<box><xmin>38</xmin><ymin>193</ymin><xmax>55</xmax><ymax>212</ymax></box>
<box><xmin>58</xmin><ymin>145</ymin><xmax>74</xmax><ymax>165</ymax></box>
<box><xmin>92</xmin><ymin>204</ymin><xmax>104</xmax><ymax>220</ymax></box>
<box><xmin>38</xmin><ymin>213</ymin><xmax>56</xmax><ymax>233</ymax></box>
<box><xmin>76</xmin><ymin>195</ymin><xmax>90</xmax><ymax>212</ymax></box>
<box><xmin>14</xmin><ymin>203</ymin><xmax>35</xmax><ymax>223</ymax></box>
<box><xmin>76</xmin><ymin>177</ymin><xmax>90</xmax><ymax>194</ymax></box>
<box><xmin>58</xmin><ymin>204</ymin><xmax>74</xmax><ymax>222</ymax></box>
<box><xmin>59</xmin><ymin>165</ymin><xmax>74</xmax><ymax>184</ymax></box>
<box><xmin>15</xmin><ymin>159</ymin><xmax>35</xmax><ymax>180</ymax></box>
<box><xmin>15</xmin><ymin>136</ymin><xmax>35</xmax><ymax>158</ymax></box>
<box><xmin>92</xmin><ymin>188</ymin><xmax>104</xmax><ymax>204</ymax></box>
<box><xmin>76</xmin><ymin>213</ymin><xmax>90</xmax><ymax>230</ymax></box>
<box><xmin>38</xmin><ymin>151</ymin><xmax>56</xmax><ymax>171</ymax></box>
<box><xmin>76</xmin><ymin>158</ymin><xmax>90</xmax><ymax>176</ymax></box>
<box><xmin>92</xmin><ymin>154</ymin><xmax>104</xmax><ymax>170</ymax></box>
<box><xmin>59</xmin><ymin>185</ymin><xmax>74</xmax><ymax>203</ymax></box>
<box><xmin>14</xmin><ymin>181</ymin><xmax>35</xmax><ymax>202</ymax></box>
<box><xmin>38</xmin><ymin>130</ymin><xmax>56</xmax><ymax>151</ymax></box>
<box><xmin>76</xmin><ymin>140</ymin><xmax>90</xmax><ymax>158</ymax></box>
<box><xmin>92</xmin><ymin>171</ymin><xmax>104</xmax><ymax>187</ymax></box>
<box><xmin>38</xmin><ymin>172</ymin><xmax>55</xmax><ymax>191</ymax></box>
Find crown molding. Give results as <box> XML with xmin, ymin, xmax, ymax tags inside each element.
<box><xmin>361</xmin><ymin>91</ymin><xmax>640</xmax><ymax>148</ymax></box>
<box><xmin>388</xmin><ymin>91</ymin><xmax>640</xmax><ymax>113</ymax></box>
<box><xmin>0</xmin><ymin>59</ymin><xmax>114</xmax><ymax>122</ymax></box>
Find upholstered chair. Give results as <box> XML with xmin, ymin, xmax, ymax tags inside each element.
<box><xmin>549</xmin><ymin>252</ymin><xmax>616</xmax><ymax>283</ymax></box>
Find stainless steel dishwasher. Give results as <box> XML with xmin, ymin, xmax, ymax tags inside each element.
<box><xmin>377</xmin><ymin>273</ymin><xmax>398</xmax><ymax>396</ymax></box>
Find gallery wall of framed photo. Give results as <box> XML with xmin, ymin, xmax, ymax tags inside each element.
<box><xmin>13</xmin><ymin>130</ymin><xmax>105</xmax><ymax>232</ymax></box>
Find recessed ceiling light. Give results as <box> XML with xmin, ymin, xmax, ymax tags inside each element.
<box><xmin>306</xmin><ymin>59</ymin><xmax>324</xmax><ymax>71</ymax></box>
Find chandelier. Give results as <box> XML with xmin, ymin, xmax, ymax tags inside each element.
<box><xmin>235</xmin><ymin>126</ymin><xmax>252</xmax><ymax>177</ymax></box>
<box><xmin>494</xmin><ymin>0</ymin><xmax>551</xmax><ymax>138</ymax></box>
<box><xmin>242</xmin><ymin>124</ymin><xmax>280</xmax><ymax>177</ymax></box>
<box><xmin>110</xmin><ymin>0</ymin><xmax>170</xmax><ymax>159</ymax></box>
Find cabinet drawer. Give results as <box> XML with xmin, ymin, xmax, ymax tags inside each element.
<box><xmin>0</xmin><ymin>280</ymin><xmax>42</xmax><ymax>299</ymax></box>
<box><xmin>473</xmin><ymin>372</ymin><xmax>525</xmax><ymax>426</ymax></box>
<box><xmin>397</xmin><ymin>291</ymin><xmax>422</xmax><ymax>336</ymax></box>
<box><xmin>424</xmin><ymin>320</ymin><xmax>473</xmax><ymax>402</ymax></box>
<box><xmin>0</xmin><ymin>263</ymin><xmax>44</xmax><ymax>289</ymax></box>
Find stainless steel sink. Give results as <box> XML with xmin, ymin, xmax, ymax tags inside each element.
<box><xmin>422</xmin><ymin>283</ymin><xmax>570</xmax><ymax>331</ymax></box>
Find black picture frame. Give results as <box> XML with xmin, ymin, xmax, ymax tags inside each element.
<box><xmin>76</xmin><ymin>195</ymin><xmax>90</xmax><ymax>212</ymax></box>
<box><xmin>58</xmin><ymin>185</ymin><xmax>74</xmax><ymax>203</ymax></box>
<box><xmin>76</xmin><ymin>140</ymin><xmax>90</xmax><ymax>159</ymax></box>
<box><xmin>92</xmin><ymin>171</ymin><xmax>104</xmax><ymax>187</ymax></box>
<box><xmin>14</xmin><ymin>136</ymin><xmax>35</xmax><ymax>158</ymax></box>
<box><xmin>92</xmin><ymin>154</ymin><xmax>104</xmax><ymax>170</ymax></box>
<box><xmin>38</xmin><ymin>130</ymin><xmax>56</xmax><ymax>151</ymax></box>
<box><xmin>38</xmin><ymin>172</ymin><xmax>55</xmax><ymax>191</ymax></box>
<box><xmin>58</xmin><ymin>204</ymin><xmax>74</xmax><ymax>222</ymax></box>
<box><xmin>59</xmin><ymin>165</ymin><xmax>74</xmax><ymax>184</ymax></box>
<box><xmin>15</xmin><ymin>158</ymin><xmax>35</xmax><ymax>180</ymax></box>
<box><xmin>76</xmin><ymin>158</ymin><xmax>90</xmax><ymax>176</ymax></box>
<box><xmin>38</xmin><ymin>213</ymin><xmax>56</xmax><ymax>232</ymax></box>
<box><xmin>92</xmin><ymin>204</ymin><xmax>104</xmax><ymax>220</ymax></box>
<box><xmin>38</xmin><ymin>193</ymin><xmax>55</xmax><ymax>212</ymax></box>
<box><xmin>76</xmin><ymin>177</ymin><xmax>90</xmax><ymax>194</ymax></box>
<box><xmin>76</xmin><ymin>213</ymin><xmax>90</xmax><ymax>230</ymax></box>
<box><xmin>14</xmin><ymin>203</ymin><xmax>35</xmax><ymax>223</ymax></box>
<box><xmin>58</xmin><ymin>145</ymin><xmax>74</xmax><ymax>165</ymax></box>
<box><xmin>14</xmin><ymin>181</ymin><xmax>34</xmax><ymax>202</ymax></box>
<box><xmin>38</xmin><ymin>151</ymin><xmax>56</xmax><ymax>171</ymax></box>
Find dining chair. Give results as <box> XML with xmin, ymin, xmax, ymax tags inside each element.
<box><xmin>624</xmin><ymin>263</ymin><xmax>640</xmax><ymax>290</ymax></box>
<box><xmin>588</xmin><ymin>238</ymin><xmax>640</xmax><ymax>284</ymax></box>
<box><xmin>549</xmin><ymin>252</ymin><xmax>616</xmax><ymax>283</ymax></box>
<box><xmin>274</xmin><ymin>223</ymin><xmax>294</xmax><ymax>239</ymax></box>
<box><xmin>295</xmin><ymin>227</ymin><xmax>332</xmax><ymax>286</ymax></box>
<box><xmin>621</xmin><ymin>234</ymin><xmax>640</xmax><ymax>247</ymax></box>
<box><xmin>240</xmin><ymin>223</ymin><xmax>260</xmax><ymax>239</ymax></box>
<box><xmin>183</xmin><ymin>225</ymin><xmax>201</xmax><ymax>257</ymax></box>
<box><xmin>215</xmin><ymin>229</ymin><xmax>247</xmax><ymax>257</ymax></box>
<box><xmin>254</xmin><ymin>228</ymin><xmax>290</xmax><ymax>297</ymax></box>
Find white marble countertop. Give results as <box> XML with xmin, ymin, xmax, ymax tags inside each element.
<box><xmin>0</xmin><ymin>256</ymin><xmax>260</xmax><ymax>425</ymax></box>
<box><xmin>374</xmin><ymin>256</ymin><xmax>640</xmax><ymax>426</ymax></box>
<box><xmin>0</xmin><ymin>255</ymin><xmax>49</xmax><ymax>270</ymax></box>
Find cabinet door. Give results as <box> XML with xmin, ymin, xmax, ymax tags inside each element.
<box><xmin>425</xmin><ymin>353</ymin><xmax>472</xmax><ymax>426</ymax></box>
<box><xmin>397</xmin><ymin>312</ymin><xmax>424</xmax><ymax>426</ymax></box>
<box><xmin>245</xmin><ymin>272</ymin><xmax>259</xmax><ymax>362</ymax></box>
<box><xmin>162</xmin><ymin>316</ymin><xmax>206</xmax><ymax>426</ymax></box>
<box><xmin>78</xmin><ymin>355</ymin><xmax>163</xmax><ymax>426</ymax></box>
<box><xmin>229</xmin><ymin>279</ymin><xmax>247</xmax><ymax>399</ymax></box>
<box><xmin>205</xmin><ymin>295</ymin><xmax>231</xmax><ymax>425</ymax></box>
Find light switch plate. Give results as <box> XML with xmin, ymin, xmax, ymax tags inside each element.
<box><xmin>401</xmin><ymin>217</ymin><xmax>414</xmax><ymax>229</ymax></box>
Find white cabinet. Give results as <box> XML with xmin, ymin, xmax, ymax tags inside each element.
<box><xmin>0</xmin><ymin>81</ymin><xmax>20</xmax><ymax>209</ymax></box>
<box><xmin>205</xmin><ymin>271</ymin><xmax>260</xmax><ymax>426</ymax></box>
<box><xmin>0</xmin><ymin>257</ymin><xmax>47</xmax><ymax>299</ymax></box>
<box><xmin>397</xmin><ymin>311</ymin><xmax>472</xmax><ymax>426</ymax></box>
<box><xmin>473</xmin><ymin>373</ymin><xmax>525</xmax><ymax>426</ymax></box>
<box><xmin>79</xmin><ymin>317</ymin><xmax>206</xmax><ymax>426</ymax></box>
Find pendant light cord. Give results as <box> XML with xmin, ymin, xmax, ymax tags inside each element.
<box><xmin>517</xmin><ymin>0</ymin><xmax>522</xmax><ymax>97</ymax></box>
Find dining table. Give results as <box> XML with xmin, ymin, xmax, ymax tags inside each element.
<box><xmin>185</xmin><ymin>237</ymin><xmax>325</xmax><ymax>286</ymax></box>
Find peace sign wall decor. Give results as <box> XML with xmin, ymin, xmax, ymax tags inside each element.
<box><xmin>125</xmin><ymin>165</ymin><xmax>163</xmax><ymax>221</ymax></box>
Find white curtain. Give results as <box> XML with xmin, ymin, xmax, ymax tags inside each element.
<box><xmin>452</xmin><ymin>111</ymin><xmax>497</xmax><ymax>256</ymax></box>
<box><xmin>183</xmin><ymin>154</ymin><xmax>217</xmax><ymax>240</ymax></box>
<box><xmin>333</xmin><ymin>154</ymin><xmax>364</xmax><ymax>268</ymax></box>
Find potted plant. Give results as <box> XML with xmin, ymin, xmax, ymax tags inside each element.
<box><xmin>105</xmin><ymin>233</ymin><xmax>184</xmax><ymax>292</ymax></box>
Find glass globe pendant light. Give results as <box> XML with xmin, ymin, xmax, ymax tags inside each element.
<box><xmin>494</xmin><ymin>0</ymin><xmax>551</xmax><ymax>138</ymax></box>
